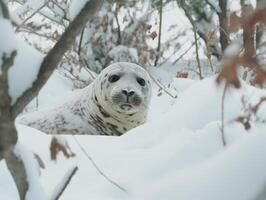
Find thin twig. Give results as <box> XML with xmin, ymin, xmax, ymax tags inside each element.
<box><xmin>72</xmin><ymin>135</ymin><xmax>127</xmax><ymax>193</ymax></box>
<box><xmin>207</xmin><ymin>56</ymin><xmax>214</xmax><ymax>72</ymax></box>
<box><xmin>78</xmin><ymin>28</ymin><xmax>85</xmax><ymax>56</ymax></box>
<box><xmin>221</xmin><ymin>81</ymin><xmax>228</xmax><ymax>147</ymax></box>
<box><xmin>192</xmin><ymin>22</ymin><xmax>203</xmax><ymax>79</ymax></box>
<box><xmin>149</xmin><ymin>74</ymin><xmax>177</xmax><ymax>99</ymax></box>
<box><xmin>15</xmin><ymin>0</ymin><xmax>50</xmax><ymax>32</ymax></box>
<box><xmin>173</xmin><ymin>41</ymin><xmax>196</xmax><ymax>64</ymax></box>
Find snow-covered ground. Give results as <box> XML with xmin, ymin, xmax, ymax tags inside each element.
<box><xmin>2</xmin><ymin>66</ymin><xmax>266</xmax><ymax>200</ymax></box>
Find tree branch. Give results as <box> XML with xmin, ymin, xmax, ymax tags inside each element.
<box><xmin>154</xmin><ymin>0</ymin><xmax>163</xmax><ymax>66</ymax></box>
<box><xmin>12</xmin><ymin>0</ymin><xmax>104</xmax><ymax>117</ymax></box>
<box><xmin>4</xmin><ymin>148</ymin><xmax>29</xmax><ymax>200</ymax></box>
<box><xmin>50</xmin><ymin>166</ymin><xmax>78</xmax><ymax>200</ymax></box>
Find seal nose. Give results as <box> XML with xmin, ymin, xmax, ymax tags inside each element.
<box><xmin>122</xmin><ymin>89</ymin><xmax>135</xmax><ymax>97</ymax></box>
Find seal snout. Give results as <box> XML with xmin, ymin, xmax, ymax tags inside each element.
<box><xmin>121</xmin><ymin>89</ymin><xmax>135</xmax><ymax>102</ymax></box>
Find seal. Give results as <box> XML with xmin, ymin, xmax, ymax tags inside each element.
<box><xmin>19</xmin><ymin>62</ymin><xmax>152</xmax><ymax>136</ymax></box>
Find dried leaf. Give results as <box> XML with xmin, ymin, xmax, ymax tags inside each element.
<box><xmin>50</xmin><ymin>136</ymin><xmax>75</xmax><ymax>161</ymax></box>
<box><xmin>149</xmin><ymin>31</ymin><xmax>157</xmax><ymax>40</ymax></box>
<box><xmin>216</xmin><ymin>56</ymin><xmax>241</xmax><ymax>88</ymax></box>
<box><xmin>176</xmin><ymin>71</ymin><xmax>189</xmax><ymax>78</ymax></box>
<box><xmin>34</xmin><ymin>153</ymin><xmax>45</xmax><ymax>169</ymax></box>
<box><xmin>228</xmin><ymin>12</ymin><xmax>242</xmax><ymax>33</ymax></box>
<box><xmin>235</xmin><ymin>116</ymin><xmax>251</xmax><ymax>130</ymax></box>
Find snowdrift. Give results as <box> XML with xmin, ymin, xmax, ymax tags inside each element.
<box><xmin>2</xmin><ymin>74</ymin><xmax>266</xmax><ymax>200</ymax></box>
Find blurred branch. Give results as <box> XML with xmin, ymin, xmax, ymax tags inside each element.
<box><xmin>15</xmin><ymin>0</ymin><xmax>50</xmax><ymax>32</ymax></box>
<box><xmin>4</xmin><ymin>148</ymin><xmax>29</xmax><ymax>200</ymax></box>
<box><xmin>218</xmin><ymin>0</ymin><xmax>229</xmax><ymax>52</ymax></box>
<box><xmin>192</xmin><ymin>23</ymin><xmax>203</xmax><ymax>79</ymax></box>
<box><xmin>114</xmin><ymin>5</ymin><xmax>121</xmax><ymax>45</ymax></box>
<box><xmin>51</xmin><ymin>166</ymin><xmax>78</xmax><ymax>200</ymax></box>
<box><xmin>173</xmin><ymin>41</ymin><xmax>196</xmax><ymax>64</ymax></box>
<box><xmin>154</xmin><ymin>0</ymin><xmax>163</xmax><ymax>66</ymax></box>
<box><xmin>220</xmin><ymin>82</ymin><xmax>228</xmax><ymax>147</ymax></box>
<box><xmin>0</xmin><ymin>0</ymin><xmax>9</xmax><ymax>18</ymax></box>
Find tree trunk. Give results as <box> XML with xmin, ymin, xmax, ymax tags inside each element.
<box><xmin>256</xmin><ymin>0</ymin><xmax>266</xmax><ymax>47</ymax></box>
<box><xmin>154</xmin><ymin>0</ymin><xmax>163</xmax><ymax>66</ymax></box>
<box><xmin>241</xmin><ymin>0</ymin><xmax>255</xmax><ymax>56</ymax></box>
<box><xmin>218</xmin><ymin>0</ymin><xmax>229</xmax><ymax>52</ymax></box>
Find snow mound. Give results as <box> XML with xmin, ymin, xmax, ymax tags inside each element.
<box><xmin>4</xmin><ymin>75</ymin><xmax>266</xmax><ymax>199</ymax></box>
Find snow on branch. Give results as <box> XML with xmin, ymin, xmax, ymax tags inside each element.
<box><xmin>49</xmin><ymin>166</ymin><xmax>78</xmax><ymax>200</ymax></box>
<box><xmin>11</xmin><ymin>0</ymin><xmax>104</xmax><ymax>117</ymax></box>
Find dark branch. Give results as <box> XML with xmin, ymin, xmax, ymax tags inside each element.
<box><xmin>4</xmin><ymin>148</ymin><xmax>29</xmax><ymax>200</ymax></box>
<box><xmin>51</xmin><ymin>166</ymin><xmax>78</xmax><ymax>200</ymax></box>
<box><xmin>12</xmin><ymin>0</ymin><xmax>104</xmax><ymax>117</ymax></box>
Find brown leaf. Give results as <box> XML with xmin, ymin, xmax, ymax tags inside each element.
<box><xmin>145</xmin><ymin>24</ymin><xmax>152</xmax><ymax>32</ymax></box>
<box><xmin>176</xmin><ymin>71</ymin><xmax>189</xmax><ymax>78</ymax></box>
<box><xmin>228</xmin><ymin>12</ymin><xmax>242</xmax><ymax>33</ymax></box>
<box><xmin>216</xmin><ymin>56</ymin><xmax>241</xmax><ymax>88</ymax></box>
<box><xmin>244</xmin><ymin>7</ymin><xmax>266</xmax><ymax>31</ymax></box>
<box><xmin>50</xmin><ymin>136</ymin><xmax>75</xmax><ymax>161</ymax></box>
<box><xmin>235</xmin><ymin>116</ymin><xmax>251</xmax><ymax>130</ymax></box>
<box><xmin>149</xmin><ymin>31</ymin><xmax>157</xmax><ymax>40</ymax></box>
<box><xmin>251</xmin><ymin>67</ymin><xmax>266</xmax><ymax>86</ymax></box>
<box><xmin>34</xmin><ymin>153</ymin><xmax>45</xmax><ymax>169</ymax></box>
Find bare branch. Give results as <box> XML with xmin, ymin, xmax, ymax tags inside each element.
<box><xmin>0</xmin><ymin>0</ymin><xmax>9</xmax><ymax>18</ymax></box>
<box><xmin>4</xmin><ymin>148</ymin><xmax>28</xmax><ymax>200</ymax></box>
<box><xmin>173</xmin><ymin>41</ymin><xmax>196</xmax><ymax>64</ymax></box>
<box><xmin>220</xmin><ymin>82</ymin><xmax>228</xmax><ymax>147</ymax></box>
<box><xmin>149</xmin><ymin>74</ymin><xmax>178</xmax><ymax>99</ymax></box>
<box><xmin>72</xmin><ymin>135</ymin><xmax>127</xmax><ymax>193</ymax></box>
<box><xmin>114</xmin><ymin>5</ymin><xmax>121</xmax><ymax>45</ymax></box>
<box><xmin>12</xmin><ymin>0</ymin><xmax>104</xmax><ymax>117</ymax></box>
<box><xmin>154</xmin><ymin>0</ymin><xmax>163</xmax><ymax>66</ymax></box>
<box><xmin>192</xmin><ymin>21</ymin><xmax>203</xmax><ymax>79</ymax></box>
<box><xmin>50</xmin><ymin>166</ymin><xmax>78</xmax><ymax>200</ymax></box>
<box><xmin>15</xmin><ymin>0</ymin><xmax>51</xmax><ymax>32</ymax></box>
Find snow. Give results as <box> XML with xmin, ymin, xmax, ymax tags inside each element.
<box><xmin>0</xmin><ymin>19</ymin><xmax>17</xmax><ymax>73</ymax></box>
<box><xmin>3</xmin><ymin>1</ymin><xmax>266</xmax><ymax>199</ymax></box>
<box><xmin>49</xmin><ymin>166</ymin><xmax>78</xmax><ymax>200</ymax></box>
<box><xmin>69</xmin><ymin>0</ymin><xmax>88</xmax><ymax>20</ymax></box>
<box><xmin>2</xmin><ymin>69</ymin><xmax>266</xmax><ymax>199</ymax></box>
<box><xmin>109</xmin><ymin>45</ymin><xmax>139</xmax><ymax>63</ymax></box>
<box><xmin>14</xmin><ymin>143</ymin><xmax>46</xmax><ymax>200</ymax></box>
<box><xmin>11</xmin><ymin>0</ymin><xmax>45</xmax><ymax>25</ymax></box>
<box><xmin>8</xmin><ymin>39</ymin><xmax>43</xmax><ymax>104</ymax></box>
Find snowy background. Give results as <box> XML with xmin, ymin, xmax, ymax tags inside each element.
<box><xmin>2</xmin><ymin>68</ymin><xmax>266</xmax><ymax>199</ymax></box>
<box><xmin>1</xmin><ymin>0</ymin><xmax>266</xmax><ymax>200</ymax></box>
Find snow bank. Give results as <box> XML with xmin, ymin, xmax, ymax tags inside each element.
<box><xmin>5</xmin><ymin>74</ymin><xmax>266</xmax><ymax>200</ymax></box>
<box><xmin>136</xmin><ymin>129</ymin><xmax>266</xmax><ymax>200</ymax></box>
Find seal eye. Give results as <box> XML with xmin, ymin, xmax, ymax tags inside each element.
<box><xmin>137</xmin><ymin>77</ymin><xmax>146</xmax><ymax>86</ymax></box>
<box><xmin>109</xmin><ymin>74</ymin><xmax>120</xmax><ymax>83</ymax></box>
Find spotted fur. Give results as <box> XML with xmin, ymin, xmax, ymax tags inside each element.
<box><xmin>19</xmin><ymin>62</ymin><xmax>152</xmax><ymax>136</ymax></box>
